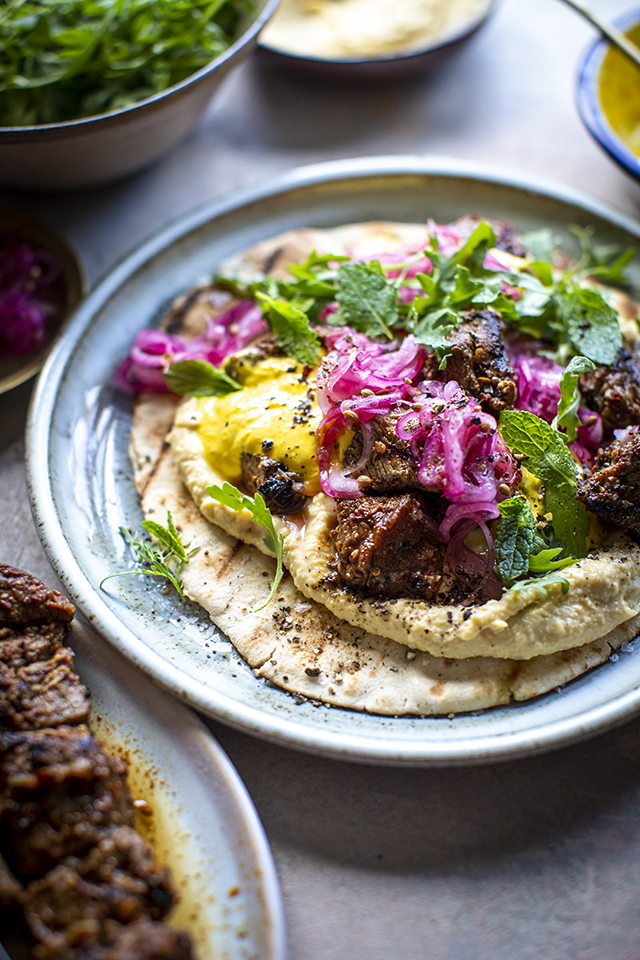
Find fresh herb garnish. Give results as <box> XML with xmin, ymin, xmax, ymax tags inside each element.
<box><xmin>164</xmin><ymin>359</ymin><xmax>242</xmax><ymax>397</ymax></box>
<box><xmin>499</xmin><ymin>410</ymin><xmax>589</xmax><ymax>559</ymax></box>
<box><xmin>558</xmin><ymin>286</ymin><xmax>622</xmax><ymax>365</ymax></box>
<box><xmin>255</xmin><ymin>289</ymin><xmax>321</xmax><ymax>366</ymax></box>
<box><xmin>206</xmin><ymin>481</ymin><xmax>284</xmax><ymax>610</ymax></box>
<box><xmin>101</xmin><ymin>511</ymin><xmax>197</xmax><ymax>596</ymax></box>
<box><xmin>335</xmin><ymin>261</ymin><xmax>400</xmax><ymax>339</ymax></box>
<box><xmin>0</xmin><ymin>0</ymin><xmax>254</xmax><ymax>126</ymax></box>
<box><xmin>494</xmin><ymin>495</ymin><xmax>575</xmax><ymax>586</ymax></box>
<box><xmin>552</xmin><ymin>355</ymin><xmax>596</xmax><ymax>440</ymax></box>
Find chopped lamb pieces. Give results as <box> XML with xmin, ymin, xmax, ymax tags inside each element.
<box><xmin>577</xmin><ymin>430</ymin><xmax>640</xmax><ymax>533</ymax></box>
<box><xmin>240</xmin><ymin>452</ymin><xmax>308</xmax><ymax>514</ymax></box>
<box><xmin>0</xmin><ymin>851</ymin><xmax>23</xmax><ymax>910</ymax></box>
<box><xmin>84</xmin><ymin>918</ymin><xmax>194</xmax><ymax>960</ymax></box>
<box><xmin>579</xmin><ymin>342</ymin><xmax>640</xmax><ymax>434</ymax></box>
<box><xmin>0</xmin><ymin>563</ymin><xmax>75</xmax><ymax>626</ymax></box>
<box><xmin>1</xmin><ymin>726</ymin><xmax>132</xmax><ymax>878</ymax></box>
<box><xmin>334</xmin><ymin>492</ymin><xmax>446</xmax><ymax>599</ymax></box>
<box><xmin>0</xmin><ymin>624</ymin><xmax>66</xmax><ymax>669</ymax></box>
<box><xmin>23</xmin><ymin>826</ymin><xmax>175</xmax><ymax>957</ymax></box>
<box><xmin>424</xmin><ymin>309</ymin><xmax>517</xmax><ymax>416</ymax></box>
<box><xmin>342</xmin><ymin>411</ymin><xmax>420</xmax><ymax>494</ymax></box>
<box><xmin>0</xmin><ymin>647</ymin><xmax>89</xmax><ymax>731</ymax></box>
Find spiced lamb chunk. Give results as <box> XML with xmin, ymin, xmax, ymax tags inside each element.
<box><xmin>0</xmin><ymin>623</ymin><xmax>66</xmax><ymax>669</ymax></box>
<box><xmin>1</xmin><ymin>726</ymin><xmax>133</xmax><ymax>878</ymax></box>
<box><xmin>0</xmin><ymin>851</ymin><xmax>23</xmax><ymax>912</ymax></box>
<box><xmin>0</xmin><ymin>563</ymin><xmax>75</xmax><ymax>626</ymax></box>
<box><xmin>240</xmin><ymin>452</ymin><xmax>308</xmax><ymax>514</ymax></box>
<box><xmin>334</xmin><ymin>492</ymin><xmax>446</xmax><ymax>600</ymax></box>
<box><xmin>93</xmin><ymin>918</ymin><xmax>195</xmax><ymax>960</ymax></box>
<box><xmin>342</xmin><ymin>412</ymin><xmax>420</xmax><ymax>494</ymax></box>
<box><xmin>579</xmin><ymin>341</ymin><xmax>640</xmax><ymax>434</ymax></box>
<box><xmin>23</xmin><ymin>826</ymin><xmax>176</xmax><ymax>957</ymax></box>
<box><xmin>0</xmin><ymin>647</ymin><xmax>89</xmax><ymax>731</ymax></box>
<box><xmin>424</xmin><ymin>309</ymin><xmax>517</xmax><ymax>415</ymax></box>
<box><xmin>577</xmin><ymin>430</ymin><xmax>640</xmax><ymax>534</ymax></box>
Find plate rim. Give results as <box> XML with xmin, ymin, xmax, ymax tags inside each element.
<box><xmin>25</xmin><ymin>154</ymin><xmax>640</xmax><ymax>767</ymax></box>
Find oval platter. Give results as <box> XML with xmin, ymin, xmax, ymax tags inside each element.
<box><xmin>25</xmin><ymin>156</ymin><xmax>640</xmax><ymax>767</ymax></box>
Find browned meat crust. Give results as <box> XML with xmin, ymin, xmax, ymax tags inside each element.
<box><xmin>334</xmin><ymin>492</ymin><xmax>446</xmax><ymax>599</ymax></box>
<box><xmin>95</xmin><ymin>918</ymin><xmax>195</xmax><ymax>960</ymax></box>
<box><xmin>0</xmin><ymin>624</ymin><xmax>66</xmax><ymax>669</ymax></box>
<box><xmin>577</xmin><ymin>431</ymin><xmax>640</xmax><ymax>533</ymax></box>
<box><xmin>424</xmin><ymin>309</ymin><xmax>517</xmax><ymax>416</ymax></box>
<box><xmin>0</xmin><ymin>648</ymin><xmax>89</xmax><ymax>731</ymax></box>
<box><xmin>23</xmin><ymin>826</ymin><xmax>175</xmax><ymax>957</ymax></box>
<box><xmin>579</xmin><ymin>342</ymin><xmax>640</xmax><ymax>434</ymax></box>
<box><xmin>0</xmin><ymin>564</ymin><xmax>75</xmax><ymax>626</ymax></box>
<box><xmin>241</xmin><ymin>452</ymin><xmax>308</xmax><ymax>514</ymax></box>
<box><xmin>342</xmin><ymin>411</ymin><xmax>420</xmax><ymax>494</ymax></box>
<box><xmin>1</xmin><ymin>726</ymin><xmax>133</xmax><ymax>878</ymax></box>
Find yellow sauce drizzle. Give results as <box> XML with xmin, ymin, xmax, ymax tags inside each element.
<box><xmin>599</xmin><ymin>26</ymin><xmax>640</xmax><ymax>156</ymax></box>
<box><xmin>197</xmin><ymin>356</ymin><xmax>322</xmax><ymax>493</ymax></box>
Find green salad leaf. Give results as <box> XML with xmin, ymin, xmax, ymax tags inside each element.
<box><xmin>206</xmin><ymin>481</ymin><xmax>284</xmax><ymax>610</ymax></box>
<box><xmin>0</xmin><ymin>0</ymin><xmax>254</xmax><ymax>126</ymax></box>
<box><xmin>255</xmin><ymin>291</ymin><xmax>321</xmax><ymax>366</ymax></box>
<box><xmin>494</xmin><ymin>495</ymin><xmax>576</xmax><ymax>587</ymax></box>
<box><xmin>335</xmin><ymin>261</ymin><xmax>400</xmax><ymax>339</ymax></box>
<box><xmin>164</xmin><ymin>359</ymin><xmax>241</xmax><ymax>397</ymax></box>
<box><xmin>552</xmin><ymin>355</ymin><xmax>596</xmax><ymax>440</ymax></box>
<box><xmin>558</xmin><ymin>286</ymin><xmax>623</xmax><ymax>365</ymax></box>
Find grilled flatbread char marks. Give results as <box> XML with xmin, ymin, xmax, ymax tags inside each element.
<box><xmin>578</xmin><ymin>430</ymin><xmax>640</xmax><ymax>533</ymax></box>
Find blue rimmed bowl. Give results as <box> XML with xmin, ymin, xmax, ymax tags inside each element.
<box><xmin>577</xmin><ymin>6</ymin><xmax>640</xmax><ymax>183</ymax></box>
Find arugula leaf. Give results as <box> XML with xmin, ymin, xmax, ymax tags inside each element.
<box><xmin>494</xmin><ymin>496</ymin><xmax>541</xmax><ymax>585</ymax></box>
<box><xmin>255</xmin><ymin>292</ymin><xmax>321</xmax><ymax>366</ymax></box>
<box><xmin>164</xmin><ymin>359</ymin><xmax>241</xmax><ymax>397</ymax></box>
<box><xmin>552</xmin><ymin>355</ymin><xmax>595</xmax><ymax>441</ymax></box>
<box><xmin>559</xmin><ymin>286</ymin><xmax>623</xmax><ymax>365</ymax></box>
<box><xmin>206</xmin><ymin>481</ymin><xmax>284</xmax><ymax>610</ymax></box>
<box><xmin>335</xmin><ymin>262</ymin><xmax>399</xmax><ymax>339</ymax></box>
<box><xmin>509</xmin><ymin>572</ymin><xmax>571</xmax><ymax>596</ymax></box>
<box><xmin>455</xmin><ymin>221</ymin><xmax>496</xmax><ymax>275</ymax></box>
<box><xmin>499</xmin><ymin>411</ymin><xmax>578</xmax><ymax>488</ymax></box>
<box><xmin>0</xmin><ymin>0</ymin><xmax>254</xmax><ymax>126</ymax></box>
<box><xmin>570</xmin><ymin>225</ymin><xmax>635</xmax><ymax>285</ymax></box>
<box><xmin>101</xmin><ymin>511</ymin><xmax>197</xmax><ymax>596</ymax></box>
<box><xmin>528</xmin><ymin>547</ymin><xmax>576</xmax><ymax>573</ymax></box>
<box><xmin>520</xmin><ymin>228</ymin><xmax>559</xmax><ymax>263</ymax></box>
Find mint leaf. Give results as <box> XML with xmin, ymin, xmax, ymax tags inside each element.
<box><xmin>499</xmin><ymin>411</ymin><xmax>578</xmax><ymax>488</ymax></box>
<box><xmin>164</xmin><ymin>359</ymin><xmax>241</xmax><ymax>397</ymax></box>
<box><xmin>559</xmin><ymin>286</ymin><xmax>623</xmax><ymax>365</ymax></box>
<box><xmin>544</xmin><ymin>483</ymin><xmax>590</xmax><ymax>559</ymax></box>
<box><xmin>255</xmin><ymin>292</ymin><xmax>321</xmax><ymax>366</ymax></box>
<box><xmin>552</xmin><ymin>355</ymin><xmax>596</xmax><ymax>441</ymax></box>
<box><xmin>206</xmin><ymin>481</ymin><xmax>284</xmax><ymax>610</ymax></box>
<box><xmin>335</xmin><ymin>262</ymin><xmax>399</xmax><ymax>339</ymax></box>
<box><xmin>494</xmin><ymin>496</ymin><xmax>539</xmax><ymax>585</ymax></box>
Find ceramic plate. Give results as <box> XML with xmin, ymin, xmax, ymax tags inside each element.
<box><xmin>25</xmin><ymin>156</ymin><xmax>640</xmax><ymax>767</ymax></box>
<box><xmin>1</xmin><ymin>618</ymin><xmax>285</xmax><ymax>960</ymax></box>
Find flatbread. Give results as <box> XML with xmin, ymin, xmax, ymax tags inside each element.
<box><xmin>127</xmin><ymin>219</ymin><xmax>640</xmax><ymax>714</ymax></box>
<box><xmin>132</xmin><ymin>395</ymin><xmax>640</xmax><ymax>715</ymax></box>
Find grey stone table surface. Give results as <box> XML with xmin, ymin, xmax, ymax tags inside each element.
<box><xmin>4</xmin><ymin>0</ymin><xmax>640</xmax><ymax>957</ymax></box>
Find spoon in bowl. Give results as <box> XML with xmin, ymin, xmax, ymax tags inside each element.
<box><xmin>558</xmin><ymin>0</ymin><xmax>640</xmax><ymax>69</ymax></box>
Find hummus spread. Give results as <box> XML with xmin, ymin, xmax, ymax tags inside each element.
<box><xmin>260</xmin><ymin>0</ymin><xmax>492</xmax><ymax>59</ymax></box>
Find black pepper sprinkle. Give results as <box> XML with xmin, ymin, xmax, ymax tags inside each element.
<box><xmin>305</xmin><ymin>667</ymin><xmax>321</xmax><ymax>677</ymax></box>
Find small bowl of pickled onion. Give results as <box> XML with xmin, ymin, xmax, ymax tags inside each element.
<box><xmin>576</xmin><ymin>6</ymin><xmax>640</xmax><ymax>183</ymax></box>
<box><xmin>0</xmin><ymin>213</ymin><xmax>85</xmax><ymax>395</ymax></box>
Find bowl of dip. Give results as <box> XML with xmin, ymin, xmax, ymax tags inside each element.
<box><xmin>258</xmin><ymin>0</ymin><xmax>498</xmax><ymax>81</ymax></box>
<box><xmin>577</xmin><ymin>6</ymin><xmax>640</xmax><ymax>183</ymax></box>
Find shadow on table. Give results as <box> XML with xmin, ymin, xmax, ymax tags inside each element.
<box><xmin>0</xmin><ymin>381</ymin><xmax>32</xmax><ymax>452</ymax></box>
<box><xmin>208</xmin><ymin>713</ymin><xmax>640</xmax><ymax>874</ymax></box>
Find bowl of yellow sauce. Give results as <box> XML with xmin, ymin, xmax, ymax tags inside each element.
<box><xmin>258</xmin><ymin>0</ymin><xmax>498</xmax><ymax>80</ymax></box>
<box><xmin>577</xmin><ymin>8</ymin><xmax>640</xmax><ymax>181</ymax></box>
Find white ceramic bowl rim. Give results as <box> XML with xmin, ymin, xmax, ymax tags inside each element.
<box><xmin>0</xmin><ymin>0</ymin><xmax>280</xmax><ymax>137</ymax></box>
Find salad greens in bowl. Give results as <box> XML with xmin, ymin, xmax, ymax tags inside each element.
<box><xmin>0</xmin><ymin>0</ymin><xmax>280</xmax><ymax>190</ymax></box>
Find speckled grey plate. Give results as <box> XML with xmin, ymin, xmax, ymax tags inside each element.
<box><xmin>25</xmin><ymin>156</ymin><xmax>640</xmax><ymax>767</ymax></box>
<box><xmin>65</xmin><ymin>621</ymin><xmax>285</xmax><ymax>960</ymax></box>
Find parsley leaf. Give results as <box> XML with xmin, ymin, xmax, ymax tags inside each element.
<box><xmin>101</xmin><ymin>511</ymin><xmax>197</xmax><ymax>596</ymax></box>
<box><xmin>552</xmin><ymin>355</ymin><xmax>595</xmax><ymax>441</ymax></box>
<box><xmin>164</xmin><ymin>359</ymin><xmax>241</xmax><ymax>397</ymax></box>
<box><xmin>559</xmin><ymin>286</ymin><xmax>623</xmax><ymax>365</ymax></box>
<box><xmin>255</xmin><ymin>291</ymin><xmax>321</xmax><ymax>366</ymax></box>
<box><xmin>335</xmin><ymin>262</ymin><xmax>400</xmax><ymax>339</ymax></box>
<box><xmin>206</xmin><ymin>481</ymin><xmax>284</xmax><ymax>610</ymax></box>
